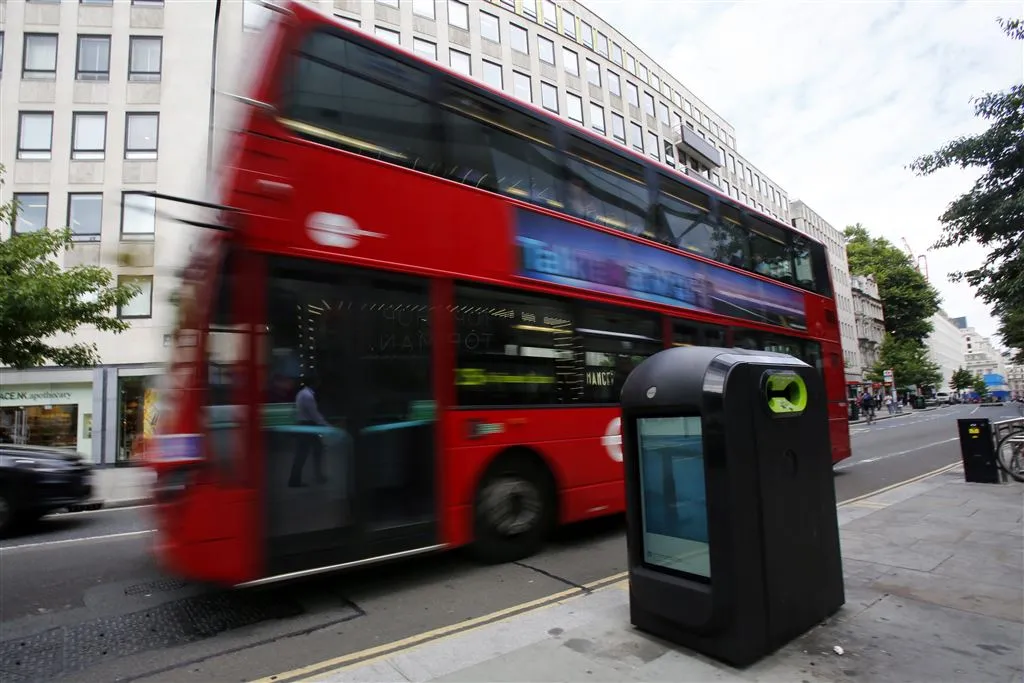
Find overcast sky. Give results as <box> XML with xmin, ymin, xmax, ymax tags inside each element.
<box><xmin>591</xmin><ymin>0</ymin><xmax>1021</xmax><ymax>343</ymax></box>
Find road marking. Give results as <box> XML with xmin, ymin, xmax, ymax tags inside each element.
<box><xmin>248</xmin><ymin>572</ymin><xmax>629</xmax><ymax>683</ymax></box>
<box><xmin>58</xmin><ymin>504</ymin><xmax>152</xmax><ymax>517</ymax></box>
<box><xmin>0</xmin><ymin>529</ymin><xmax>154</xmax><ymax>551</ymax></box>
<box><xmin>972</xmin><ymin>406</ymin><xmax>980</xmax><ymax>414</ymax></box>
<box><xmin>834</xmin><ymin>437</ymin><xmax>959</xmax><ymax>470</ymax></box>
<box><xmin>253</xmin><ymin>464</ymin><xmax>966</xmax><ymax>683</ymax></box>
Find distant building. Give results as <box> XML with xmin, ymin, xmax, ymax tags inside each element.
<box><xmin>960</xmin><ymin>324</ymin><xmax>1008</xmax><ymax>397</ymax></box>
<box><xmin>851</xmin><ymin>274</ymin><xmax>885</xmax><ymax>378</ymax></box>
<box><xmin>789</xmin><ymin>201</ymin><xmax>860</xmax><ymax>384</ymax></box>
<box><xmin>1004</xmin><ymin>353</ymin><xmax>1024</xmax><ymax>398</ymax></box>
<box><xmin>926</xmin><ymin>311</ymin><xmax>967</xmax><ymax>392</ymax></box>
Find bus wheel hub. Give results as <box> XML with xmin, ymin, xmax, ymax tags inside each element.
<box><xmin>481</xmin><ymin>477</ymin><xmax>540</xmax><ymax>536</ymax></box>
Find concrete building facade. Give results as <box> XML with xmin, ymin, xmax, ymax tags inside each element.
<box><xmin>925</xmin><ymin>310</ymin><xmax>967</xmax><ymax>393</ymax></box>
<box><xmin>851</xmin><ymin>274</ymin><xmax>885</xmax><ymax>377</ymax></box>
<box><xmin>788</xmin><ymin>200</ymin><xmax>859</xmax><ymax>383</ymax></box>
<box><xmin>1</xmin><ymin>0</ymin><xmax>804</xmax><ymax>462</ymax></box>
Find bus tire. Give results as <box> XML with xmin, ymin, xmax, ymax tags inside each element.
<box><xmin>470</xmin><ymin>450</ymin><xmax>556</xmax><ymax>565</ymax></box>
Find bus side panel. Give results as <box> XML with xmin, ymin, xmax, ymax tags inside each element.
<box><xmin>442</xmin><ymin>407</ymin><xmax>625</xmax><ymax>535</ymax></box>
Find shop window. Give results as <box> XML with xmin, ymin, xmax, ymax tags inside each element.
<box><xmin>117</xmin><ymin>375</ymin><xmax>159</xmax><ymax>464</ymax></box>
<box><xmin>0</xmin><ymin>404</ymin><xmax>79</xmax><ymax>449</ymax></box>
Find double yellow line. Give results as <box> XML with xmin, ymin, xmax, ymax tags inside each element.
<box><xmin>254</xmin><ymin>461</ymin><xmax>963</xmax><ymax>683</ymax></box>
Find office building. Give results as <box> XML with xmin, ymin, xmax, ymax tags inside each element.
<box><xmin>851</xmin><ymin>274</ymin><xmax>885</xmax><ymax>378</ymax></box>
<box><xmin>925</xmin><ymin>310</ymin><xmax>967</xmax><ymax>392</ymax></box>
<box><xmin>789</xmin><ymin>200</ymin><xmax>859</xmax><ymax>384</ymax></box>
<box><xmin>1</xmin><ymin>0</ymin><xmax>802</xmax><ymax>462</ymax></box>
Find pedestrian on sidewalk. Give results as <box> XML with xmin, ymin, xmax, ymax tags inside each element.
<box><xmin>861</xmin><ymin>391</ymin><xmax>876</xmax><ymax>424</ymax></box>
<box><xmin>885</xmin><ymin>394</ymin><xmax>894</xmax><ymax>414</ymax></box>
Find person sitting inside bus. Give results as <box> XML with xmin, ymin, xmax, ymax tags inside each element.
<box><xmin>289</xmin><ymin>374</ymin><xmax>330</xmax><ymax>487</ymax></box>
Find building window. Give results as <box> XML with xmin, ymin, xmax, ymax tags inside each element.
<box><xmin>121</xmin><ymin>192</ymin><xmax>157</xmax><ymax>237</ymax></box>
<box><xmin>23</xmin><ymin>34</ymin><xmax>58</xmax><ymax>80</ymax></box>
<box><xmin>671</xmin><ymin>111</ymin><xmax>682</xmax><ymax>129</ymax></box>
<box><xmin>482</xmin><ymin>60</ymin><xmax>502</xmax><ymax>90</ymax></box>
<box><xmin>81</xmin><ymin>0</ymin><xmax>114</xmax><ymax>4</ymax></box>
<box><xmin>629</xmin><ymin>122</ymin><xmax>643</xmax><ymax>152</ymax></box>
<box><xmin>76</xmin><ymin>35</ymin><xmax>111</xmax><ymax>81</ymax></box>
<box><xmin>625</xmin><ymin>53</ymin><xmax>636</xmax><ymax>75</ymax></box>
<box><xmin>375</xmin><ymin>26</ymin><xmax>401</xmax><ymax>45</ymax></box>
<box><xmin>646</xmin><ymin>131</ymin><xmax>658</xmax><ymax>159</ymax></box>
<box><xmin>538</xmin><ymin>36</ymin><xmax>554</xmax><ymax>64</ymax></box>
<box><xmin>563</xmin><ymin>47</ymin><xmax>579</xmax><ymax>77</ymax></box>
<box><xmin>512</xmin><ymin>71</ymin><xmax>531</xmax><ymax>102</ymax></box>
<box><xmin>72</xmin><ymin>112</ymin><xmax>106</xmax><ymax>160</ymax></box>
<box><xmin>412</xmin><ymin>38</ymin><xmax>436</xmax><ymax>61</ymax></box>
<box><xmin>510</xmin><ymin>24</ymin><xmax>528</xmax><ymax>54</ymax></box>
<box><xmin>68</xmin><ymin>193</ymin><xmax>103</xmax><ymax>241</ymax></box>
<box><xmin>580</xmin><ymin>20</ymin><xmax>593</xmax><ymax>48</ymax></box>
<box><xmin>412</xmin><ymin>0</ymin><xmax>435</xmax><ymax>19</ymax></box>
<box><xmin>651</xmin><ymin>73</ymin><xmax>660</xmax><ymax>91</ymax></box>
<box><xmin>540</xmin><ymin>81</ymin><xmax>558</xmax><ymax>112</ymax></box>
<box><xmin>243</xmin><ymin>0</ymin><xmax>272</xmax><ymax>31</ymax></box>
<box><xmin>18</xmin><ymin>112</ymin><xmax>53</xmax><ymax>160</ymax></box>
<box><xmin>611</xmin><ymin>112</ymin><xmax>625</xmax><ymax>144</ymax></box>
<box><xmin>449</xmin><ymin>48</ymin><xmax>471</xmax><ymax>76</ymax></box>
<box><xmin>376</xmin><ymin>0</ymin><xmax>399</xmax><ymax>6</ymax></box>
<box><xmin>128</xmin><ymin>36</ymin><xmax>162</xmax><ymax>81</ymax></box>
<box><xmin>541</xmin><ymin>0</ymin><xmax>557</xmax><ymax>28</ymax></box>
<box><xmin>125</xmin><ymin>112</ymin><xmax>159</xmax><ymax>159</ymax></box>
<box><xmin>643</xmin><ymin>92</ymin><xmax>655</xmax><ymax>117</ymax></box>
<box><xmin>626</xmin><ymin>82</ymin><xmax>639</xmax><ymax>108</ymax></box>
<box><xmin>611</xmin><ymin>43</ymin><xmax>623</xmax><ymax>65</ymax></box>
<box><xmin>566</xmin><ymin>92</ymin><xmax>583</xmax><ymax>124</ymax></box>
<box><xmin>480</xmin><ymin>11</ymin><xmax>500</xmax><ymax>42</ymax></box>
<box><xmin>585</xmin><ymin>59</ymin><xmax>601</xmax><ymax>87</ymax></box>
<box><xmin>522</xmin><ymin>0</ymin><xmax>537</xmax><ymax>20</ymax></box>
<box><xmin>118</xmin><ymin>275</ymin><xmax>154</xmax><ymax>319</ymax></box>
<box><xmin>658</xmin><ymin>101</ymin><xmax>670</xmax><ymax>126</ymax></box>
<box><xmin>335</xmin><ymin>14</ymin><xmax>361</xmax><ymax>28</ymax></box>
<box><xmin>596</xmin><ymin>32</ymin><xmax>609</xmax><ymax>57</ymax></box>
<box><xmin>639</xmin><ymin>63</ymin><xmax>649</xmax><ymax>83</ymax></box>
<box><xmin>562</xmin><ymin>10</ymin><xmax>576</xmax><ymax>39</ymax></box>
<box><xmin>0</xmin><ymin>33</ymin><xmax>4</xmax><ymax>78</ymax></box>
<box><xmin>447</xmin><ymin>0</ymin><xmax>469</xmax><ymax>30</ymax></box>
<box><xmin>12</xmin><ymin>194</ymin><xmax>48</xmax><ymax>234</ymax></box>
<box><xmin>607</xmin><ymin>70</ymin><xmax>621</xmax><ymax>97</ymax></box>
<box><xmin>590</xmin><ymin>103</ymin><xmax>605</xmax><ymax>134</ymax></box>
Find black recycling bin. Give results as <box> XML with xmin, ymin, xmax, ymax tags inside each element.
<box><xmin>956</xmin><ymin>418</ymin><xmax>1000</xmax><ymax>484</ymax></box>
<box><xmin>620</xmin><ymin>346</ymin><xmax>845</xmax><ymax>668</ymax></box>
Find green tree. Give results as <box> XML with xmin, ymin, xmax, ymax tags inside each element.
<box><xmin>1</xmin><ymin>185</ymin><xmax>140</xmax><ymax>368</ymax></box>
<box><xmin>949</xmin><ymin>367</ymin><xmax>975</xmax><ymax>392</ymax></box>
<box><xmin>844</xmin><ymin>224</ymin><xmax>942</xmax><ymax>343</ymax></box>
<box><xmin>973</xmin><ymin>375</ymin><xmax>990</xmax><ymax>399</ymax></box>
<box><xmin>909</xmin><ymin>18</ymin><xmax>1024</xmax><ymax>364</ymax></box>
<box><xmin>865</xmin><ymin>334</ymin><xmax>942</xmax><ymax>390</ymax></box>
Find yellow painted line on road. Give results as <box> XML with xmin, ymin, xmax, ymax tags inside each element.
<box><xmin>254</xmin><ymin>462</ymin><xmax>964</xmax><ymax>683</ymax></box>
<box><xmin>249</xmin><ymin>571</ymin><xmax>627</xmax><ymax>683</ymax></box>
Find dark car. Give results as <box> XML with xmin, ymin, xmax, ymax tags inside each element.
<box><xmin>0</xmin><ymin>444</ymin><xmax>94</xmax><ymax>535</ymax></box>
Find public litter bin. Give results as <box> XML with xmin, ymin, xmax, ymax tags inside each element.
<box><xmin>620</xmin><ymin>346</ymin><xmax>845</xmax><ymax>667</ymax></box>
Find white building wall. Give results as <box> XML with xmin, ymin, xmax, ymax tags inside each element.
<box><xmin>851</xmin><ymin>274</ymin><xmax>884</xmax><ymax>375</ymax></box>
<box><xmin>788</xmin><ymin>200</ymin><xmax>860</xmax><ymax>381</ymax></box>
<box><xmin>926</xmin><ymin>311</ymin><xmax>966</xmax><ymax>391</ymax></box>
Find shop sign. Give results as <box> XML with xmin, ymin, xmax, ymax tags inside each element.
<box><xmin>0</xmin><ymin>390</ymin><xmax>73</xmax><ymax>402</ymax></box>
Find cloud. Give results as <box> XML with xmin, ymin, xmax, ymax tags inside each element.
<box><xmin>591</xmin><ymin>0</ymin><xmax>1022</xmax><ymax>342</ymax></box>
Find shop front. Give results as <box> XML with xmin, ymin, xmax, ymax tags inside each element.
<box><xmin>115</xmin><ymin>371</ymin><xmax>163</xmax><ymax>465</ymax></box>
<box><xmin>0</xmin><ymin>383</ymin><xmax>95</xmax><ymax>455</ymax></box>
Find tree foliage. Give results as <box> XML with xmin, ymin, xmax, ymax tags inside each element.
<box><xmin>865</xmin><ymin>334</ymin><xmax>942</xmax><ymax>390</ymax></box>
<box><xmin>844</xmin><ymin>224</ymin><xmax>942</xmax><ymax>343</ymax></box>
<box><xmin>1</xmin><ymin>184</ymin><xmax>140</xmax><ymax>368</ymax></box>
<box><xmin>972</xmin><ymin>375</ymin><xmax>990</xmax><ymax>398</ymax></box>
<box><xmin>949</xmin><ymin>367</ymin><xmax>975</xmax><ymax>392</ymax></box>
<box><xmin>909</xmin><ymin>17</ymin><xmax>1024</xmax><ymax>364</ymax></box>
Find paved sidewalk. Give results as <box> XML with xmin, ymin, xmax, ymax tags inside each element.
<box><xmin>849</xmin><ymin>405</ymin><xmax>937</xmax><ymax>425</ymax></box>
<box><xmin>289</xmin><ymin>467</ymin><xmax>1023</xmax><ymax>683</ymax></box>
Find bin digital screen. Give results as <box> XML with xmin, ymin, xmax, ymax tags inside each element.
<box><xmin>636</xmin><ymin>416</ymin><xmax>710</xmax><ymax>580</ymax></box>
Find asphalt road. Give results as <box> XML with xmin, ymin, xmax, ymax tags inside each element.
<box><xmin>1</xmin><ymin>403</ymin><xmax>1020</xmax><ymax>683</ymax></box>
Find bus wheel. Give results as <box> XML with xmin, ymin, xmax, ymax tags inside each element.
<box><xmin>471</xmin><ymin>452</ymin><xmax>555</xmax><ymax>564</ymax></box>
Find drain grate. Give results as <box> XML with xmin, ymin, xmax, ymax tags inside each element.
<box><xmin>0</xmin><ymin>590</ymin><xmax>304</xmax><ymax>682</ymax></box>
<box><xmin>123</xmin><ymin>578</ymin><xmax>189</xmax><ymax>596</ymax></box>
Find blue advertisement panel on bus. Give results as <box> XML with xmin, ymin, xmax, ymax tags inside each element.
<box><xmin>514</xmin><ymin>208</ymin><xmax>807</xmax><ymax>331</ymax></box>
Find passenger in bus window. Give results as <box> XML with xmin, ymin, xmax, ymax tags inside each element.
<box><xmin>289</xmin><ymin>373</ymin><xmax>329</xmax><ymax>487</ymax></box>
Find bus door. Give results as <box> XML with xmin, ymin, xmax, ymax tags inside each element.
<box><xmin>260</xmin><ymin>256</ymin><xmax>439</xmax><ymax>577</ymax></box>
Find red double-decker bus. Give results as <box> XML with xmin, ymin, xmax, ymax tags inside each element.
<box><xmin>147</xmin><ymin>1</ymin><xmax>850</xmax><ymax>586</ymax></box>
